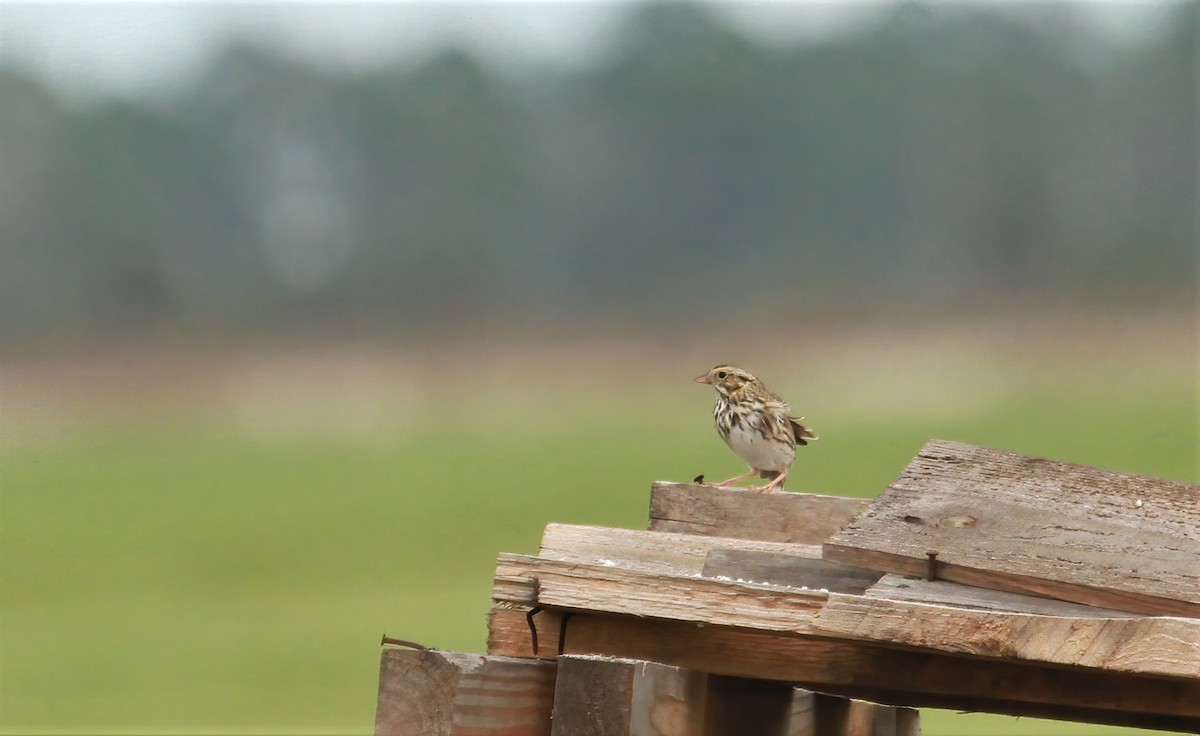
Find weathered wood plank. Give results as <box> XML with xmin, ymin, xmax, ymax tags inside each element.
<box><xmin>494</xmin><ymin>553</ymin><xmax>828</xmax><ymax>631</ymax></box>
<box><xmin>374</xmin><ymin>648</ymin><xmax>555</xmax><ymax>736</ymax></box>
<box><xmin>539</xmin><ymin>523</ymin><xmax>822</xmax><ymax>577</ymax></box>
<box><xmin>494</xmin><ymin>553</ymin><xmax>1200</xmax><ymax>679</ymax></box>
<box><xmin>550</xmin><ymin>655</ymin><xmax>707</xmax><ymax>736</ymax></box>
<box><xmin>649</xmin><ymin>482</ymin><xmax>870</xmax><ymax>543</ymax></box>
<box><xmin>823</xmin><ymin>439</ymin><xmax>1200</xmax><ymax>616</ymax></box>
<box><xmin>540</xmin><ymin>524</ymin><xmax>883</xmax><ymax>595</ymax></box>
<box><xmin>553</xmin><ymin>614</ymin><xmax>1200</xmax><ymax>731</ymax></box>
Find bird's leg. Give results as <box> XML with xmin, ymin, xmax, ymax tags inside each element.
<box><xmin>715</xmin><ymin>469</ymin><xmax>760</xmax><ymax>487</ymax></box>
<box><xmin>757</xmin><ymin>467</ymin><xmax>790</xmax><ymax>492</ymax></box>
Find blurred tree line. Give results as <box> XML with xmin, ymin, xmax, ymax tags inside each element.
<box><xmin>0</xmin><ymin>2</ymin><xmax>1195</xmax><ymax>343</ymax></box>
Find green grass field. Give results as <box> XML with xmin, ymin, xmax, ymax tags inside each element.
<box><xmin>2</xmin><ymin>320</ymin><xmax>1195</xmax><ymax>734</ymax></box>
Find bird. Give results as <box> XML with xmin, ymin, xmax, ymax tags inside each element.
<box><xmin>694</xmin><ymin>365</ymin><xmax>817</xmax><ymax>492</ymax></box>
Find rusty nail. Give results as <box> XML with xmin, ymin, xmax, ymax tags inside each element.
<box><xmin>525</xmin><ymin>606</ymin><xmax>544</xmax><ymax>656</ymax></box>
<box><xmin>381</xmin><ymin>635</ymin><xmax>430</xmax><ymax>650</ymax></box>
<box><xmin>558</xmin><ymin>611</ymin><xmax>573</xmax><ymax>656</ymax></box>
<box><xmin>925</xmin><ymin>550</ymin><xmax>939</xmax><ymax>581</ymax></box>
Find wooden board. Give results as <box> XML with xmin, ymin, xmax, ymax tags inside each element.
<box><xmin>649</xmin><ymin>482</ymin><xmax>870</xmax><ymax>543</ymax></box>
<box><xmin>493</xmin><ymin>553</ymin><xmax>1200</xmax><ymax>679</ymax></box>
<box><xmin>823</xmin><ymin>439</ymin><xmax>1200</xmax><ymax>616</ymax></box>
<box><xmin>494</xmin><ymin>553</ymin><xmax>828</xmax><ymax>630</ymax></box>
<box><xmin>528</xmin><ymin>613</ymin><xmax>1200</xmax><ymax>732</ymax></box>
<box><xmin>374</xmin><ymin>648</ymin><xmax>555</xmax><ymax>736</ymax></box>
<box><xmin>539</xmin><ymin>523</ymin><xmax>823</xmax><ymax>577</ymax></box>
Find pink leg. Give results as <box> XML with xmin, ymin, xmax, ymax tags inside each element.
<box><xmin>757</xmin><ymin>466</ymin><xmax>790</xmax><ymax>492</ymax></box>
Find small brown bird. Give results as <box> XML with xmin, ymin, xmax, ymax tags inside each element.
<box><xmin>695</xmin><ymin>365</ymin><xmax>817</xmax><ymax>492</ymax></box>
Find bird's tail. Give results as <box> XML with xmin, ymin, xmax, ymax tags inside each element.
<box><xmin>790</xmin><ymin>417</ymin><xmax>818</xmax><ymax>446</ymax></box>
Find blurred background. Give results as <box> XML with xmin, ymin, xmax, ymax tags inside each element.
<box><xmin>0</xmin><ymin>1</ymin><xmax>1195</xmax><ymax>734</ymax></box>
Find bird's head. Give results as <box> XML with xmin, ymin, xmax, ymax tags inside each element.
<box><xmin>694</xmin><ymin>365</ymin><xmax>756</xmax><ymax>397</ymax></box>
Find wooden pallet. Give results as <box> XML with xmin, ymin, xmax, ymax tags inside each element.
<box><xmin>377</xmin><ymin>440</ymin><xmax>1200</xmax><ymax>735</ymax></box>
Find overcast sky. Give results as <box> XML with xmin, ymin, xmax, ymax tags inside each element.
<box><xmin>0</xmin><ymin>1</ymin><xmax>1179</xmax><ymax>101</ymax></box>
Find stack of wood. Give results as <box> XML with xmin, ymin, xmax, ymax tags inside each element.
<box><xmin>376</xmin><ymin>439</ymin><xmax>1200</xmax><ymax>735</ymax></box>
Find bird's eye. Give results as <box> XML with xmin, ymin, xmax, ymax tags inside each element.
<box><xmin>717</xmin><ymin>371</ymin><xmax>727</xmax><ymax>379</ymax></box>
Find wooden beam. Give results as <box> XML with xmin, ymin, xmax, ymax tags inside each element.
<box><xmin>494</xmin><ymin>553</ymin><xmax>1200</xmax><ymax>679</ymax></box>
<box><xmin>547</xmin><ymin>613</ymin><xmax>1200</xmax><ymax>732</ymax></box>
<box><xmin>374</xmin><ymin>648</ymin><xmax>555</xmax><ymax>736</ymax></box>
<box><xmin>823</xmin><ymin>439</ymin><xmax>1200</xmax><ymax>617</ymax></box>
<box><xmin>550</xmin><ymin>655</ymin><xmax>708</xmax><ymax>736</ymax></box>
<box><xmin>649</xmin><ymin>482</ymin><xmax>869</xmax><ymax>543</ymax></box>
<box><xmin>494</xmin><ymin>553</ymin><xmax>828</xmax><ymax>631</ymax></box>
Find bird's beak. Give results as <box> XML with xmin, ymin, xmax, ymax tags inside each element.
<box><xmin>694</xmin><ymin>373</ymin><xmax>712</xmax><ymax>385</ymax></box>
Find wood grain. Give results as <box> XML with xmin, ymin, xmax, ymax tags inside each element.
<box><xmin>493</xmin><ymin>553</ymin><xmax>1200</xmax><ymax>679</ymax></box>
<box><xmin>823</xmin><ymin>439</ymin><xmax>1200</xmax><ymax>616</ymax></box>
<box><xmin>649</xmin><ymin>482</ymin><xmax>869</xmax><ymax>543</ymax></box>
<box><xmin>374</xmin><ymin>648</ymin><xmax>555</xmax><ymax>736</ymax></box>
